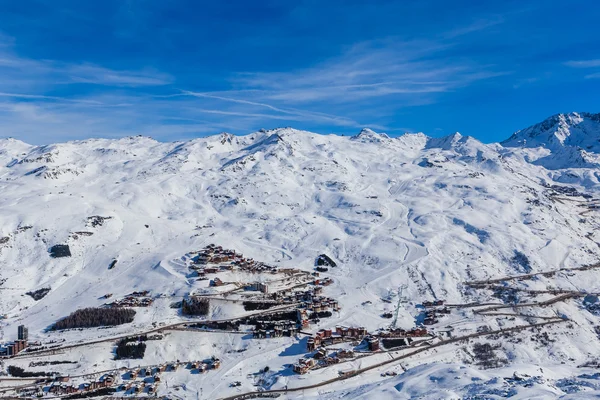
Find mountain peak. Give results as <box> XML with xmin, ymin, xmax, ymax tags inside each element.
<box><xmin>425</xmin><ymin>132</ymin><xmax>467</xmax><ymax>150</ymax></box>
<box><xmin>502</xmin><ymin>112</ymin><xmax>600</xmax><ymax>148</ymax></box>
<box><xmin>351</xmin><ymin>128</ymin><xmax>390</xmax><ymax>143</ymax></box>
<box><xmin>502</xmin><ymin>112</ymin><xmax>600</xmax><ymax>169</ymax></box>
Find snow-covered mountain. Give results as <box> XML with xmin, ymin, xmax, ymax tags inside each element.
<box><xmin>502</xmin><ymin>112</ymin><xmax>600</xmax><ymax>169</ymax></box>
<box><xmin>2</xmin><ymin>114</ymin><xmax>600</xmax><ymax>399</ymax></box>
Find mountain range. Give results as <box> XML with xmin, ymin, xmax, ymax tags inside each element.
<box><xmin>1</xmin><ymin>112</ymin><xmax>600</xmax><ymax>399</ymax></box>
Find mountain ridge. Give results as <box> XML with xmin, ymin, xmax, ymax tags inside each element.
<box><xmin>1</xmin><ymin>112</ymin><xmax>600</xmax><ymax>398</ymax></box>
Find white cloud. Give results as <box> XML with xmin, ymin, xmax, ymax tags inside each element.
<box><xmin>66</xmin><ymin>64</ymin><xmax>172</xmax><ymax>87</ymax></box>
<box><xmin>585</xmin><ymin>72</ymin><xmax>600</xmax><ymax>79</ymax></box>
<box><xmin>564</xmin><ymin>59</ymin><xmax>600</xmax><ymax>68</ymax></box>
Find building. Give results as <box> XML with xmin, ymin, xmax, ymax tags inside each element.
<box><xmin>211</xmin><ymin>277</ymin><xmax>224</xmax><ymax>287</ymax></box>
<box><xmin>314</xmin><ymin>348</ymin><xmax>327</xmax><ymax>359</ymax></box>
<box><xmin>367</xmin><ymin>336</ymin><xmax>380</xmax><ymax>351</ymax></box>
<box><xmin>293</xmin><ymin>358</ymin><xmax>317</xmax><ymax>374</ymax></box>
<box><xmin>18</xmin><ymin>325</ymin><xmax>28</xmax><ymax>341</ymax></box>
<box><xmin>247</xmin><ymin>281</ymin><xmax>269</xmax><ymax>293</ymax></box>
<box><xmin>7</xmin><ymin>339</ymin><xmax>27</xmax><ymax>356</ymax></box>
<box><xmin>297</xmin><ymin>309</ymin><xmax>310</xmax><ymax>328</ymax></box>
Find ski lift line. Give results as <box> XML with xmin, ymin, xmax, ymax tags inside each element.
<box><xmin>390</xmin><ymin>284</ymin><xmax>408</xmax><ymax>329</ymax></box>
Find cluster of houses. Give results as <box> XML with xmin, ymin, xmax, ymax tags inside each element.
<box><xmin>187</xmin><ymin>357</ymin><xmax>222</xmax><ymax>372</ymax></box>
<box><xmin>33</xmin><ymin>359</ymin><xmax>222</xmax><ymax>397</ymax></box>
<box><xmin>297</xmin><ymin>293</ymin><xmax>339</xmax><ymax>313</ymax></box>
<box><xmin>293</xmin><ymin>347</ymin><xmax>358</xmax><ymax>374</ymax></box>
<box><xmin>193</xmin><ymin>244</ymin><xmax>278</xmax><ymax>274</ymax></box>
<box><xmin>378</xmin><ymin>327</ymin><xmax>429</xmax><ymax>338</ymax></box>
<box><xmin>194</xmin><ymin>244</ymin><xmax>240</xmax><ymax>264</ymax></box>
<box><xmin>313</xmin><ymin>277</ymin><xmax>333</xmax><ymax>286</ymax></box>
<box><xmin>293</xmin><ymin>323</ymin><xmax>436</xmax><ymax>374</ymax></box>
<box><xmin>245</xmin><ymin>281</ymin><xmax>269</xmax><ymax>293</ymax></box>
<box><xmin>293</xmin><ymin>358</ymin><xmax>318</xmax><ymax>374</ymax></box>
<box><xmin>0</xmin><ymin>325</ymin><xmax>28</xmax><ymax>357</ymax></box>
<box><xmin>422</xmin><ymin>300</ymin><xmax>445</xmax><ymax>307</ymax></box>
<box><xmin>250</xmin><ymin>290</ymin><xmax>341</xmax><ymax>336</ymax></box>
<box><xmin>306</xmin><ymin>326</ymin><xmax>368</xmax><ymax>351</ymax></box>
<box><xmin>126</xmin><ymin>363</ymin><xmax>178</xmax><ymax>379</ymax></box>
<box><xmin>120</xmin><ymin>381</ymin><xmax>158</xmax><ymax>395</ymax></box>
<box><xmin>105</xmin><ymin>291</ymin><xmax>153</xmax><ymax>308</ymax></box>
<box><xmin>253</xmin><ymin>320</ymin><xmax>299</xmax><ymax>338</ymax></box>
<box><xmin>126</xmin><ymin>359</ymin><xmax>221</xmax><ymax>376</ymax></box>
<box><xmin>296</xmin><ymin>290</ymin><xmax>341</xmax><ymax>328</ymax></box>
<box><xmin>423</xmin><ymin>307</ymin><xmax>451</xmax><ymax>325</ymax></box>
<box><xmin>44</xmin><ymin>374</ymin><xmax>116</xmax><ymax>396</ymax></box>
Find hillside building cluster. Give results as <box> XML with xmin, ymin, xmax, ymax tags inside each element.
<box><xmin>423</xmin><ymin>307</ymin><xmax>451</xmax><ymax>325</ymax></box>
<box><xmin>0</xmin><ymin>325</ymin><xmax>29</xmax><ymax>357</ymax></box>
<box><xmin>192</xmin><ymin>244</ymin><xmax>278</xmax><ymax>274</ymax></box>
<box><xmin>27</xmin><ymin>358</ymin><xmax>221</xmax><ymax>397</ymax></box>
<box><xmin>306</xmin><ymin>326</ymin><xmax>368</xmax><ymax>351</ymax></box>
<box><xmin>105</xmin><ymin>291</ymin><xmax>153</xmax><ymax>308</ymax></box>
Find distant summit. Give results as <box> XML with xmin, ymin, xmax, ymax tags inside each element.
<box><xmin>351</xmin><ymin>128</ymin><xmax>390</xmax><ymax>143</ymax></box>
<box><xmin>502</xmin><ymin>112</ymin><xmax>600</xmax><ymax>169</ymax></box>
<box><xmin>503</xmin><ymin>112</ymin><xmax>600</xmax><ymax>149</ymax></box>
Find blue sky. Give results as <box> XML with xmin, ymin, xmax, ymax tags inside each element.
<box><xmin>0</xmin><ymin>0</ymin><xmax>599</xmax><ymax>144</ymax></box>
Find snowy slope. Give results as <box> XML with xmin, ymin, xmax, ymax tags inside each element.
<box><xmin>1</xmin><ymin>114</ymin><xmax>600</xmax><ymax>398</ymax></box>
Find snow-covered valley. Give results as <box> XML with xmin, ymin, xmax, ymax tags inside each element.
<box><xmin>2</xmin><ymin>112</ymin><xmax>600</xmax><ymax>399</ymax></box>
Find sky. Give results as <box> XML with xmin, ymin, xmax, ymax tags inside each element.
<box><xmin>0</xmin><ymin>0</ymin><xmax>599</xmax><ymax>144</ymax></box>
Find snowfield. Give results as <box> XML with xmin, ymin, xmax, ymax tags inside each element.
<box><xmin>2</xmin><ymin>112</ymin><xmax>600</xmax><ymax>398</ymax></box>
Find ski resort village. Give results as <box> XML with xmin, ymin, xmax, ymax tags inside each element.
<box><xmin>3</xmin><ymin>114</ymin><xmax>600</xmax><ymax>398</ymax></box>
<box><xmin>5</xmin><ymin>237</ymin><xmax>600</xmax><ymax>399</ymax></box>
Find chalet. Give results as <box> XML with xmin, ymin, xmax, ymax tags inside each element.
<box><xmin>211</xmin><ymin>277</ymin><xmax>224</xmax><ymax>287</ymax></box>
<box><xmin>293</xmin><ymin>358</ymin><xmax>317</xmax><ymax>374</ymax></box>
<box><xmin>317</xmin><ymin>347</ymin><xmax>328</xmax><ymax>359</ymax></box>
<box><xmin>324</xmin><ymin>356</ymin><xmax>340</xmax><ymax>365</ymax></box>
<box><xmin>367</xmin><ymin>336</ymin><xmax>380</xmax><ymax>351</ymax></box>
<box><xmin>64</xmin><ymin>385</ymin><xmax>78</xmax><ymax>394</ymax></box>
<box><xmin>338</xmin><ymin>349</ymin><xmax>354</xmax><ymax>358</ymax></box>
<box><xmin>297</xmin><ymin>309</ymin><xmax>310</xmax><ymax>328</ymax></box>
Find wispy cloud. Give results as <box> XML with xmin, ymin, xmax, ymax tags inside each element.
<box><xmin>0</xmin><ymin>16</ymin><xmax>510</xmax><ymax>144</ymax></box>
<box><xmin>563</xmin><ymin>59</ymin><xmax>600</xmax><ymax>82</ymax></box>
<box><xmin>66</xmin><ymin>64</ymin><xmax>172</xmax><ymax>87</ymax></box>
<box><xmin>202</xmin><ymin>37</ymin><xmax>510</xmax><ymax>130</ymax></box>
<box><xmin>585</xmin><ymin>72</ymin><xmax>600</xmax><ymax>79</ymax></box>
<box><xmin>0</xmin><ymin>36</ymin><xmax>172</xmax><ymax>90</ymax></box>
<box><xmin>441</xmin><ymin>17</ymin><xmax>505</xmax><ymax>39</ymax></box>
<box><xmin>564</xmin><ymin>59</ymin><xmax>600</xmax><ymax>68</ymax></box>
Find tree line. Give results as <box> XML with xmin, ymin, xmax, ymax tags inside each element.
<box><xmin>115</xmin><ymin>337</ymin><xmax>146</xmax><ymax>359</ymax></box>
<box><xmin>182</xmin><ymin>297</ymin><xmax>210</xmax><ymax>316</ymax></box>
<box><xmin>8</xmin><ymin>365</ymin><xmax>54</xmax><ymax>377</ymax></box>
<box><xmin>53</xmin><ymin>307</ymin><xmax>136</xmax><ymax>330</ymax></box>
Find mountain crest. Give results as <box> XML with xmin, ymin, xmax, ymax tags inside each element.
<box><xmin>500</xmin><ymin>112</ymin><xmax>600</xmax><ymax>169</ymax></box>
<box><xmin>351</xmin><ymin>128</ymin><xmax>390</xmax><ymax>143</ymax></box>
